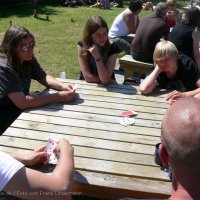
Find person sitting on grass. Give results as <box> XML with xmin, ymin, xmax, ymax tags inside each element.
<box><xmin>77</xmin><ymin>15</ymin><xmax>120</xmax><ymax>84</ymax></box>
<box><xmin>1</xmin><ymin>138</ymin><xmax>74</xmax><ymax>200</ymax></box>
<box><xmin>0</xmin><ymin>25</ymin><xmax>76</xmax><ymax>135</ymax></box>
<box><xmin>108</xmin><ymin>0</ymin><xmax>143</xmax><ymax>54</ymax></box>
<box><xmin>159</xmin><ymin>97</ymin><xmax>200</xmax><ymax>200</ymax></box>
<box><xmin>139</xmin><ymin>40</ymin><xmax>200</xmax><ymax>104</ymax></box>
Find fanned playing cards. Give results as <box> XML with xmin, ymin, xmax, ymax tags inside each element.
<box><xmin>45</xmin><ymin>139</ymin><xmax>59</xmax><ymax>164</ymax></box>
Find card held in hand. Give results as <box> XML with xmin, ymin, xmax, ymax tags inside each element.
<box><xmin>45</xmin><ymin>139</ymin><xmax>58</xmax><ymax>165</ymax></box>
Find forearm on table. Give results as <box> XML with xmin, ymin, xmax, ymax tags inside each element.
<box><xmin>185</xmin><ymin>88</ymin><xmax>200</xmax><ymax>97</ymax></box>
<box><xmin>83</xmin><ymin>73</ymin><xmax>101</xmax><ymax>83</ymax></box>
<box><xmin>24</xmin><ymin>93</ymin><xmax>62</xmax><ymax>108</ymax></box>
<box><xmin>96</xmin><ymin>61</ymin><xmax>112</xmax><ymax>84</ymax></box>
<box><xmin>52</xmin><ymin>145</ymin><xmax>74</xmax><ymax>191</ymax></box>
<box><xmin>139</xmin><ymin>67</ymin><xmax>160</xmax><ymax>94</ymax></box>
<box><xmin>8</xmin><ymin>152</ymin><xmax>25</xmax><ymax>163</ymax></box>
<box><xmin>96</xmin><ymin>55</ymin><xmax>116</xmax><ymax>84</ymax></box>
<box><xmin>39</xmin><ymin>75</ymin><xmax>64</xmax><ymax>91</ymax></box>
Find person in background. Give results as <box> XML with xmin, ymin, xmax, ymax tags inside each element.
<box><xmin>102</xmin><ymin>0</ymin><xmax>110</xmax><ymax>9</ymax></box>
<box><xmin>90</xmin><ymin>0</ymin><xmax>102</xmax><ymax>8</ymax></box>
<box><xmin>108</xmin><ymin>0</ymin><xmax>143</xmax><ymax>54</ymax></box>
<box><xmin>31</xmin><ymin>0</ymin><xmax>38</xmax><ymax>18</ymax></box>
<box><xmin>159</xmin><ymin>97</ymin><xmax>200</xmax><ymax>200</ymax></box>
<box><xmin>1</xmin><ymin>138</ymin><xmax>74</xmax><ymax>200</ymax></box>
<box><xmin>139</xmin><ymin>40</ymin><xmax>200</xmax><ymax>104</ymax></box>
<box><xmin>131</xmin><ymin>2</ymin><xmax>169</xmax><ymax>63</ymax></box>
<box><xmin>77</xmin><ymin>15</ymin><xmax>120</xmax><ymax>84</ymax></box>
<box><xmin>142</xmin><ymin>1</ymin><xmax>154</xmax><ymax>11</ymax></box>
<box><xmin>0</xmin><ymin>25</ymin><xmax>75</xmax><ymax>135</ymax></box>
<box><xmin>169</xmin><ymin>7</ymin><xmax>200</xmax><ymax>69</ymax></box>
<box><xmin>165</xmin><ymin>0</ymin><xmax>182</xmax><ymax>28</ymax></box>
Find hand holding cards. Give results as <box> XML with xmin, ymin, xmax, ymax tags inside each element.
<box><xmin>45</xmin><ymin>139</ymin><xmax>59</xmax><ymax>164</ymax></box>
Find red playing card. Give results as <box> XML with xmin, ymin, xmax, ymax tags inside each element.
<box><xmin>121</xmin><ymin>111</ymin><xmax>138</xmax><ymax>117</ymax></box>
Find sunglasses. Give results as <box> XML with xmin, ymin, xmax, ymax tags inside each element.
<box><xmin>19</xmin><ymin>41</ymin><xmax>35</xmax><ymax>52</ymax></box>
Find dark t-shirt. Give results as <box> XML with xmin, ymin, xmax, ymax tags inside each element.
<box><xmin>169</xmin><ymin>23</ymin><xmax>194</xmax><ymax>60</ymax></box>
<box><xmin>0</xmin><ymin>58</ymin><xmax>47</xmax><ymax>134</ymax></box>
<box><xmin>157</xmin><ymin>54</ymin><xmax>199</xmax><ymax>91</ymax></box>
<box><xmin>131</xmin><ymin>14</ymin><xmax>170</xmax><ymax>63</ymax></box>
<box><xmin>77</xmin><ymin>41</ymin><xmax>120</xmax><ymax>80</ymax></box>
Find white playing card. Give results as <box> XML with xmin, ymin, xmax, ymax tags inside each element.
<box><xmin>120</xmin><ymin>117</ymin><xmax>135</xmax><ymax>126</ymax></box>
<box><xmin>73</xmin><ymin>84</ymin><xmax>77</xmax><ymax>91</ymax></box>
<box><xmin>45</xmin><ymin>139</ymin><xmax>58</xmax><ymax>164</ymax></box>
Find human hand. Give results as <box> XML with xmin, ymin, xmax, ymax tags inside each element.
<box><xmin>192</xmin><ymin>29</ymin><xmax>200</xmax><ymax>41</ymax></box>
<box><xmin>57</xmin><ymin>90</ymin><xmax>75</xmax><ymax>102</ymax></box>
<box><xmin>88</xmin><ymin>44</ymin><xmax>101</xmax><ymax>60</ymax></box>
<box><xmin>154</xmin><ymin>63</ymin><xmax>164</xmax><ymax>73</ymax></box>
<box><xmin>165</xmin><ymin>90</ymin><xmax>186</xmax><ymax>105</ymax></box>
<box><xmin>54</xmin><ymin>138</ymin><xmax>73</xmax><ymax>156</ymax></box>
<box><xmin>62</xmin><ymin>83</ymin><xmax>76</xmax><ymax>92</ymax></box>
<box><xmin>22</xmin><ymin>146</ymin><xmax>49</xmax><ymax>166</ymax></box>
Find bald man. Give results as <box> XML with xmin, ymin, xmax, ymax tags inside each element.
<box><xmin>159</xmin><ymin>97</ymin><xmax>200</xmax><ymax>200</ymax></box>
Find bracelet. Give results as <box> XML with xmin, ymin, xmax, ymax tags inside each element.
<box><xmin>94</xmin><ymin>57</ymin><xmax>102</xmax><ymax>62</ymax></box>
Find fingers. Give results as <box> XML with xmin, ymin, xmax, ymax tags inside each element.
<box><xmin>35</xmin><ymin>145</ymin><xmax>46</xmax><ymax>153</ymax></box>
<box><xmin>165</xmin><ymin>90</ymin><xmax>179</xmax><ymax>101</ymax></box>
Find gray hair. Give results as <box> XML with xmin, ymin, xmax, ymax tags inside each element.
<box><xmin>155</xmin><ymin>2</ymin><xmax>169</xmax><ymax>16</ymax></box>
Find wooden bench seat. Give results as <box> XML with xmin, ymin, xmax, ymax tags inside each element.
<box><xmin>127</xmin><ymin>33</ymin><xmax>135</xmax><ymax>43</ymax></box>
<box><xmin>119</xmin><ymin>55</ymin><xmax>153</xmax><ymax>80</ymax></box>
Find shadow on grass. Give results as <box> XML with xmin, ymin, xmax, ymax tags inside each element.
<box><xmin>0</xmin><ymin>0</ymin><xmax>62</xmax><ymax>18</ymax></box>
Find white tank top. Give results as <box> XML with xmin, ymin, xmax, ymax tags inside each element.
<box><xmin>108</xmin><ymin>8</ymin><xmax>138</xmax><ymax>38</ymax></box>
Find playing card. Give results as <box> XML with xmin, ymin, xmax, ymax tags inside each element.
<box><xmin>73</xmin><ymin>84</ymin><xmax>77</xmax><ymax>91</ymax></box>
<box><xmin>121</xmin><ymin>110</ymin><xmax>138</xmax><ymax>117</ymax></box>
<box><xmin>120</xmin><ymin>117</ymin><xmax>135</xmax><ymax>126</ymax></box>
<box><xmin>45</xmin><ymin>139</ymin><xmax>58</xmax><ymax>164</ymax></box>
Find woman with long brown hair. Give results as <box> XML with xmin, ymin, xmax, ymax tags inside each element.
<box><xmin>0</xmin><ymin>25</ymin><xmax>75</xmax><ymax>134</ymax></box>
<box><xmin>77</xmin><ymin>15</ymin><xmax>120</xmax><ymax>84</ymax></box>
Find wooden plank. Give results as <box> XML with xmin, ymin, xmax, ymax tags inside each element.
<box><xmin>0</xmin><ymin>135</ymin><xmax>168</xmax><ymax>181</ymax></box>
<box><xmin>38</xmin><ymin>104</ymin><xmax>164</xmax><ymax>121</ymax></box>
<box><xmin>24</xmin><ymin>108</ymin><xmax>163</xmax><ymax>129</ymax></box>
<box><xmin>14</xmin><ymin>112</ymin><xmax>162</xmax><ymax>136</ymax></box>
<box><xmin>73</xmin><ymin>170</ymin><xmax>171</xmax><ymax>199</ymax></box>
<box><xmin>0</xmin><ymin>135</ymin><xmax>157</xmax><ymax>166</ymax></box>
<box><xmin>77</xmin><ymin>93</ymin><xmax>168</xmax><ymax>109</ymax></box>
<box><xmin>9</xmin><ymin>120</ymin><xmax>161</xmax><ymax>145</ymax></box>
<box><xmin>3</xmin><ymin>129</ymin><xmax>158</xmax><ymax>155</ymax></box>
<box><xmin>54</xmin><ymin>78</ymin><xmax>169</xmax><ymax>100</ymax></box>
<box><xmin>119</xmin><ymin>55</ymin><xmax>153</xmax><ymax>79</ymax></box>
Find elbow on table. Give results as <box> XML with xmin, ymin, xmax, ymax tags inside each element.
<box><xmin>15</xmin><ymin>102</ymin><xmax>30</xmax><ymax>110</ymax></box>
<box><xmin>139</xmin><ymin>85</ymin><xmax>152</xmax><ymax>95</ymax></box>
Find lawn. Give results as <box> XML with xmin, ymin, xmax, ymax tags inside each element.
<box><xmin>0</xmin><ymin>0</ymin><xmax>185</xmax><ymax>91</ymax></box>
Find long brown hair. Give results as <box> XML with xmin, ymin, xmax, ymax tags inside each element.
<box><xmin>0</xmin><ymin>25</ymin><xmax>35</xmax><ymax>73</ymax></box>
<box><xmin>82</xmin><ymin>16</ymin><xmax>110</xmax><ymax>59</ymax></box>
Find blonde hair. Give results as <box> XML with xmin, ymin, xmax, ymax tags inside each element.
<box><xmin>166</xmin><ymin>0</ymin><xmax>176</xmax><ymax>6</ymax></box>
<box><xmin>153</xmin><ymin>40</ymin><xmax>178</xmax><ymax>61</ymax></box>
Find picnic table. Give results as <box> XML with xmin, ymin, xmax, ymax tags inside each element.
<box><xmin>0</xmin><ymin>79</ymin><xmax>171</xmax><ymax>200</ymax></box>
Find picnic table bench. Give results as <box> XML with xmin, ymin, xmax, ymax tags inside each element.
<box><xmin>0</xmin><ymin>79</ymin><xmax>171</xmax><ymax>200</ymax></box>
<box><xmin>119</xmin><ymin>55</ymin><xmax>153</xmax><ymax>80</ymax></box>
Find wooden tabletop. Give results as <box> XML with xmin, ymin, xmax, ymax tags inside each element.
<box><xmin>0</xmin><ymin>79</ymin><xmax>171</xmax><ymax>200</ymax></box>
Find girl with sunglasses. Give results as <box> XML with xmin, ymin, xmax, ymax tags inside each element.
<box><xmin>0</xmin><ymin>25</ymin><xmax>76</xmax><ymax>135</ymax></box>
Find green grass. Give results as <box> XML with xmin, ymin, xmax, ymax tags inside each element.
<box><xmin>0</xmin><ymin>0</ymin><xmax>186</xmax><ymax>91</ymax></box>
